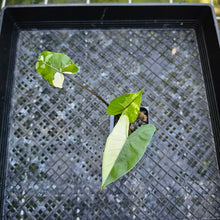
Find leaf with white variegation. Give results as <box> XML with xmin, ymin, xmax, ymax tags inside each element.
<box><xmin>102</xmin><ymin>115</ymin><xmax>130</xmax><ymax>190</ymax></box>
<box><xmin>101</xmin><ymin>115</ymin><xmax>156</xmax><ymax>190</ymax></box>
<box><xmin>36</xmin><ymin>51</ymin><xmax>79</xmax><ymax>88</ymax></box>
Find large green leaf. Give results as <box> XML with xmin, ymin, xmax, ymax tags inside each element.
<box><xmin>106</xmin><ymin>89</ymin><xmax>143</xmax><ymax>123</ymax></box>
<box><xmin>102</xmin><ymin>115</ymin><xmax>129</xmax><ymax>190</ymax></box>
<box><xmin>101</xmin><ymin>119</ymin><xmax>156</xmax><ymax>190</ymax></box>
<box><xmin>36</xmin><ymin>51</ymin><xmax>79</xmax><ymax>88</ymax></box>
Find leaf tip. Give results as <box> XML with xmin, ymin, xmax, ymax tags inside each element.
<box><xmin>148</xmin><ymin>124</ymin><xmax>157</xmax><ymax>132</ymax></box>
<box><xmin>100</xmin><ymin>185</ymin><xmax>105</xmax><ymax>191</ymax></box>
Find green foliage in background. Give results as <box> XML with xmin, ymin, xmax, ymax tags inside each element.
<box><xmin>90</xmin><ymin>0</ymin><xmax>127</xmax><ymax>3</ymax></box>
<box><xmin>5</xmin><ymin>0</ymin><xmax>44</xmax><ymax>5</ymax></box>
<box><xmin>48</xmin><ymin>0</ymin><xmax>86</xmax><ymax>3</ymax></box>
<box><xmin>132</xmin><ymin>0</ymin><xmax>168</xmax><ymax>3</ymax></box>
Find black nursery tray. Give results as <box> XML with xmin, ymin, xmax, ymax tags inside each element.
<box><xmin>0</xmin><ymin>4</ymin><xmax>220</xmax><ymax>219</ymax></box>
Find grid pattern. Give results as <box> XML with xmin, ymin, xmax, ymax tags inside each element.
<box><xmin>3</xmin><ymin>28</ymin><xmax>220</xmax><ymax>219</ymax></box>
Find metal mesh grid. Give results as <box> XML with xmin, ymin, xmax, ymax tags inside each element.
<box><xmin>3</xmin><ymin>28</ymin><xmax>220</xmax><ymax>219</ymax></box>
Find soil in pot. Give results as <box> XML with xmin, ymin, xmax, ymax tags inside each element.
<box><xmin>113</xmin><ymin>107</ymin><xmax>149</xmax><ymax>134</ymax></box>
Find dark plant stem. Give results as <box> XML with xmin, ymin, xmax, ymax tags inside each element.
<box><xmin>65</xmin><ymin>74</ymin><xmax>109</xmax><ymax>107</ymax></box>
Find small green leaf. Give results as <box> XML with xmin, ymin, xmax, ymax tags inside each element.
<box><xmin>36</xmin><ymin>51</ymin><xmax>79</xmax><ymax>88</ymax></box>
<box><xmin>101</xmin><ymin>121</ymin><xmax>156</xmax><ymax>190</ymax></box>
<box><xmin>106</xmin><ymin>89</ymin><xmax>143</xmax><ymax>123</ymax></box>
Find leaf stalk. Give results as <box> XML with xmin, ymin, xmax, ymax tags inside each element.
<box><xmin>65</xmin><ymin>74</ymin><xmax>109</xmax><ymax>107</ymax></box>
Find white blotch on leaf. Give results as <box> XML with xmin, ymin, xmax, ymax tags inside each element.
<box><xmin>53</xmin><ymin>72</ymin><xmax>64</xmax><ymax>88</ymax></box>
<box><xmin>63</xmin><ymin>72</ymin><xmax>73</xmax><ymax>74</ymax></box>
<box><xmin>45</xmin><ymin>54</ymin><xmax>53</xmax><ymax>62</ymax></box>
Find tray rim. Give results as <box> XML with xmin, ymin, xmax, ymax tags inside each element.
<box><xmin>1</xmin><ymin>4</ymin><xmax>219</xmax><ymax>40</ymax></box>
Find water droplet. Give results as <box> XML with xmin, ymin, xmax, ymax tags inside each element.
<box><xmin>101</xmin><ymin>72</ymin><xmax>108</xmax><ymax>77</ymax></box>
<box><xmin>34</xmin><ymin>185</ymin><xmax>39</xmax><ymax>190</ymax></box>
<box><xmin>172</xmin><ymin>47</ymin><xmax>177</xmax><ymax>55</ymax></box>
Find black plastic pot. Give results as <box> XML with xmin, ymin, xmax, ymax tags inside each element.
<box><xmin>110</xmin><ymin>106</ymin><xmax>149</xmax><ymax>133</ymax></box>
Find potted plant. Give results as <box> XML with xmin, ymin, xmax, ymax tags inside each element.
<box><xmin>36</xmin><ymin>51</ymin><xmax>156</xmax><ymax>190</ymax></box>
